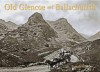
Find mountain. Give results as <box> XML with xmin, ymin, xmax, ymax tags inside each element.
<box><xmin>0</xmin><ymin>19</ymin><xmax>19</xmax><ymax>30</ymax></box>
<box><xmin>88</xmin><ymin>31</ymin><xmax>100</xmax><ymax>41</ymax></box>
<box><xmin>0</xmin><ymin>12</ymin><xmax>59</xmax><ymax>67</ymax></box>
<box><xmin>47</xmin><ymin>18</ymin><xmax>85</xmax><ymax>42</ymax></box>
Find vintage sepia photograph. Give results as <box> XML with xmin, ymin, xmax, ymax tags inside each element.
<box><xmin>0</xmin><ymin>0</ymin><xmax>100</xmax><ymax>72</ymax></box>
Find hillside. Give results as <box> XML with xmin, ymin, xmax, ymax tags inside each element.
<box><xmin>73</xmin><ymin>39</ymin><xmax>100</xmax><ymax>71</ymax></box>
<box><xmin>47</xmin><ymin>18</ymin><xmax>85</xmax><ymax>42</ymax></box>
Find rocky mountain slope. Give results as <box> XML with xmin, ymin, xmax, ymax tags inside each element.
<box><xmin>47</xmin><ymin>18</ymin><xmax>85</xmax><ymax>42</ymax></box>
<box><xmin>0</xmin><ymin>12</ymin><xmax>59</xmax><ymax>67</ymax></box>
<box><xmin>88</xmin><ymin>31</ymin><xmax>100</xmax><ymax>41</ymax></box>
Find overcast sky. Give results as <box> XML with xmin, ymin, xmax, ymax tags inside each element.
<box><xmin>0</xmin><ymin>0</ymin><xmax>100</xmax><ymax>36</ymax></box>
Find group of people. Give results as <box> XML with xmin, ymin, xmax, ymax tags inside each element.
<box><xmin>59</xmin><ymin>48</ymin><xmax>73</xmax><ymax>62</ymax></box>
<box><xmin>45</xmin><ymin>48</ymin><xmax>73</xmax><ymax>69</ymax></box>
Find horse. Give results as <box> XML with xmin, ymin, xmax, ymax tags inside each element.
<box><xmin>45</xmin><ymin>60</ymin><xmax>58</xmax><ymax>69</ymax></box>
<box><xmin>53</xmin><ymin>57</ymin><xmax>67</xmax><ymax>66</ymax></box>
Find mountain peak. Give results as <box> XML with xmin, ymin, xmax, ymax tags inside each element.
<box><xmin>28</xmin><ymin>12</ymin><xmax>45</xmax><ymax>24</ymax></box>
<box><xmin>31</xmin><ymin>12</ymin><xmax>43</xmax><ymax>18</ymax></box>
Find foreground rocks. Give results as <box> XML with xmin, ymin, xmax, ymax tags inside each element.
<box><xmin>49</xmin><ymin>62</ymin><xmax>97</xmax><ymax>72</ymax></box>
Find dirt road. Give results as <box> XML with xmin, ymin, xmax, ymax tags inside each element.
<box><xmin>0</xmin><ymin>65</ymin><xmax>50</xmax><ymax>72</ymax></box>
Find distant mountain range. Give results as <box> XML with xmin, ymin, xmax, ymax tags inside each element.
<box><xmin>0</xmin><ymin>19</ymin><xmax>18</xmax><ymax>30</ymax></box>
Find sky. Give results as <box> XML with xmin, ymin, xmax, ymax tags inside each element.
<box><xmin>0</xmin><ymin>0</ymin><xmax>100</xmax><ymax>36</ymax></box>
